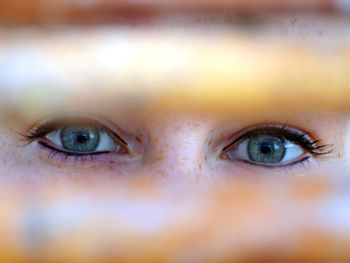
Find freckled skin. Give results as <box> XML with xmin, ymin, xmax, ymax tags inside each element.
<box><xmin>0</xmin><ymin>13</ymin><xmax>349</xmax><ymax>183</ymax></box>
<box><xmin>0</xmin><ymin>18</ymin><xmax>349</xmax><ymax>263</ymax></box>
<box><xmin>0</xmin><ymin>110</ymin><xmax>348</xmax><ymax>184</ymax></box>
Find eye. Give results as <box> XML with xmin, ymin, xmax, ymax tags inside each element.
<box><xmin>225</xmin><ymin>135</ymin><xmax>304</xmax><ymax>165</ymax></box>
<box><xmin>24</xmin><ymin>117</ymin><xmax>128</xmax><ymax>158</ymax></box>
<box><xmin>46</xmin><ymin>125</ymin><xmax>125</xmax><ymax>153</ymax></box>
<box><xmin>221</xmin><ymin>124</ymin><xmax>332</xmax><ymax>167</ymax></box>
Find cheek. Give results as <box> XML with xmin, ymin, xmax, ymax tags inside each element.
<box><xmin>0</xmin><ymin>139</ymin><xmax>142</xmax><ymax>183</ymax></box>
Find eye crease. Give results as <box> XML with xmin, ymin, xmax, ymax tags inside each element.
<box><xmin>22</xmin><ymin>117</ymin><xmax>129</xmax><ymax>161</ymax></box>
<box><xmin>221</xmin><ymin>124</ymin><xmax>333</xmax><ymax>167</ymax></box>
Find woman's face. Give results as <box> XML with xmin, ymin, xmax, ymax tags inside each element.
<box><xmin>0</xmin><ymin>13</ymin><xmax>349</xmax><ymax>183</ymax></box>
<box><xmin>1</xmin><ymin>7</ymin><xmax>350</xmax><ymax>261</ymax></box>
<box><xmin>0</xmin><ymin>107</ymin><xmax>347</xmax><ymax>183</ymax></box>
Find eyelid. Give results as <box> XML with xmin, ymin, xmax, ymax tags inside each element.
<box><xmin>25</xmin><ymin>116</ymin><xmax>128</xmax><ymax>147</ymax></box>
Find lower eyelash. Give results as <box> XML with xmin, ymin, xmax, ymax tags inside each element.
<box><xmin>242</xmin><ymin>156</ymin><xmax>312</xmax><ymax>169</ymax></box>
<box><xmin>38</xmin><ymin>141</ymin><xmax>110</xmax><ymax>162</ymax></box>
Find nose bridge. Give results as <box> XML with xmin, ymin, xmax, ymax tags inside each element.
<box><xmin>147</xmin><ymin>115</ymin><xmax>208</xmax><ymax>179</ymax></box>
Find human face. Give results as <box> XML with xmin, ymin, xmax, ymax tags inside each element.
<box><xmin>0</xmin><ymin>14</ymin><xmax>349</xmax><ymax>183</ymax></box>
<box><xmin>0</xmin><ymin>6</ymin><xmax>350</xmax><ymax>261</ymax></box>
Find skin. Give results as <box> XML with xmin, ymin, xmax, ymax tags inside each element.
<box><xmin>0</xmin><ymin>13</ymin><xmax>349</xmax><ymax>182</ymax></box>
<box><xmin>0</xmin><ymin>11</ymin><xmax>350</xmax><ymax>261</ymax></box>
<box><xmin>0</xmin><ymin>109</ymin><xmax>347</xmax><ymax>183</ymax></box>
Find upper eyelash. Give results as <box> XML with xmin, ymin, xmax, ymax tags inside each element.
<box><xmin>19</xmin><ymin>117</ymin><xmax>129</xmax><ymax>160</ymax></box>
<box><xmin>21</xmin><ymin>117</ymin><xmax>128</xmax><ymax>146</ymax></box>
<box><xmin>222</xmin><ymin>124</ymin><xmax>333</xmax><ymax>156</ymax></box>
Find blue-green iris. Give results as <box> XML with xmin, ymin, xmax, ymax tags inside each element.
<box><xmin>61</xmin><ymin>125</ymin><xmax>100</xmax><ymax>152</ymax></box>
<box><xmin>247</xmin><ymin>135</ymin><xmax>285</xmax><ymax>163</ymax></box>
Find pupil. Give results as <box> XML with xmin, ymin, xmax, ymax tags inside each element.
<box><xmin>259</xmin><ymin>141</ymin><xmax>273</xmax><ymax>154</ymax></box>
<box><xmin>247</xmin><ymin>134</ymin><xmax>285</xmax><ymax>163</ymax></box>
<box><xmin>75</xmin><ymin>133</ymin><xmax>89</xmax><ymax>144</ymax></box>
<box><xmin>61</xmin><ymin>125</ymin><xmax>100</xmax><ymax>152</ymax></box>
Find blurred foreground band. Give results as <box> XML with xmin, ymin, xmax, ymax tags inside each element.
<box><xmin>1</xmin><ymin>0</ymin><xmax>350</xmax><ymax>25</ymax></box>
<box><xmin>0</xmin><ymin>178</ymin><xmax>349</xmax><ymax>262</ymax></box>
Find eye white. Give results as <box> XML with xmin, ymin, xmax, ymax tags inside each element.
<box><xmin>226</xmin><ymin>138</ymin><xmax>304</xmax><ymax>162</ymax></box>
<box><xmin>95</xmin><ymin>131</ymin><xmax>120</xmax><ymax>152</ymax></box>
<box><xmin>46</xmin><ymin>129</ymin><xmax>120</xmax><ymax>152</ymax></box>
<box><xmin>281</xmin><ymin>140</ymin><xmax>304</xmax><ymax>162</ymax></box>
